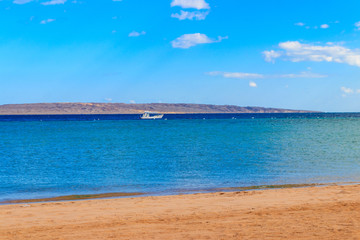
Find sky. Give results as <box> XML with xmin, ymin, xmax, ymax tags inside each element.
<box><xmin>1</xmin><ymin>0</ymin><xmax>360</xmax><ymax>112</ymax></box>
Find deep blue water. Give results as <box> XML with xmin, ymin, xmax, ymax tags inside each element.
<box><xmin>1</xmin><ymin>113</ymin><xmax>360</xmax><ymax>201</ymax></box>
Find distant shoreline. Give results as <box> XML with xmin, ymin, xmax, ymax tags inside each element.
<box><xmin>0</xmin><ymin>112</ymin><xmax>321</xmax><ymax>116</ymax></box>
<box><xmin>0</xmin><ymin>102</ymin><xmax>319</xmax><ymax>115</ymax></box>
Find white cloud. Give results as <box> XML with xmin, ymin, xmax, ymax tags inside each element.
<box><xmin>208</xmin><ymin>71</ymin><xmax>326</xmax><ymax>79</ymax></box>
<box><xmin>171</xmin><ymin>10</ymin><xmax>209</xmax><ymax>20</ymax></box>
<box><xmin>355</xmin><ymin>21</ymin><xmax>360</xmax><ymax>30</ymax></box>
<box><xmin>40</xmin><ymin>19</ymin><xmax>56</xmax><ymax>24</ymax></box>
<box><xmin>320</xmin><ymin>24</ymin><xmax>329</xmax><ymax>29</ymax></box>
<box><xmin>263</xmin><ymin>50</ymin><xmax>282</xmax><ymax>63</ymax></box>
<box><xmin>249</xmin><ymin>81</ymin><xmax>257</xmax><ymax>87</ymax></box>
<box><xmin>171</xmin><ymin>33</ymin><xmax>227</xmax><ymax>49</ymax></box>
<box><xmin>129</xmin><ymin>100</ymin><xmax>136</xmax><ymax>104</ymax></box>
<box><xmin>41</xmin><ymin>0</ymin><xmax>66</xmax><ymax>5</ymax></box>
<box><xmin>104</xmin><ymin>98</ymin><xmax>112</xmax><ymax>102</ymax></box>
<box><xmin>13</xmin><ymin>0</ymin><xmax>33</xmax><ymax>4</ymax></box>
<box><xmin>128</xmin><ymin>31</ymin><xmax>146</xmax><ymax>37</ymax></box>
<box><xmin>171</xmin><ymin>0</ymin><xmax>209</xmax><ymax>9</ymax></box>
<box><xmin>263</xmin><ymin>41</ymin><xmax>360</xmax><ymax>67</ymax></box>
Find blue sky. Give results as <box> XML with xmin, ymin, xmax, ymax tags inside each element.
<box><xmin>1</xmin><ymin>0</ymin><xmax>360</xmax><ymax>111</ymax></box>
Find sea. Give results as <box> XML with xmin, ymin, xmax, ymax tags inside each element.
<box><xmin>1</xmin><ymin>112</ymin><xmax>360</xmax><ymax>202</ymax></box>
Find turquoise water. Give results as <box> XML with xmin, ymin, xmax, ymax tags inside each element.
<box><xmin>1</xmin><ymin>114</ymin><xmax>360</xmax><ymax>201</ymax></box>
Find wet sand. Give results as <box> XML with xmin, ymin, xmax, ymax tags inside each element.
<box><xmin>1</xmin><ymin>184</ymin><xmax>360</xmax><ymax>239</ymax></box>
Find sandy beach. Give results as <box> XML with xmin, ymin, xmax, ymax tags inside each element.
<box><xmin>1</xmin><ymin>184</ymin><xmax>360</xmax><ymax>240</ymax></box>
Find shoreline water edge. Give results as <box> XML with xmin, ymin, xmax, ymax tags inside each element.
<box><xmin>2</xmin><ymin>182</ymin><xmax>358</xmax><ymax>204</ymax></box>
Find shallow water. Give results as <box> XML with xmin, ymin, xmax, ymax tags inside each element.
<box><xmin>1</xmin><ymin>113</ymin><xmax>360</xmax><ymax>201</ymax></box>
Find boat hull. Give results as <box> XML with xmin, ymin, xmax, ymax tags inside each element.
<box><xmin>141</xmin><ymin>115</ymin><xmax>164</xmax><ymax>120</ymax></box>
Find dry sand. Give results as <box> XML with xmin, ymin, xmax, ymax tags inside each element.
<box><xmin>1</xmin><ymin>184</ymin><xmax>360</xmax><ymax>240</ymax></box>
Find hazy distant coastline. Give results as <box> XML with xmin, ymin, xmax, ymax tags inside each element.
<box><xmin>0</xmin><ymin>103</ymin><xmax>318</xmax><ymax>115</ymax></box>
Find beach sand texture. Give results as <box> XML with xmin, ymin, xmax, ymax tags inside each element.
<box><xmin>1</xmin><ymin>184</ymin><xmax>360</xmax><ymax>240</ymax></box>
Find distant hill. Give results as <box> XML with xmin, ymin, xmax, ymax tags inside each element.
<box><xmin>0</xmin><ymin>103</ymin><xmax>318</xmax><ymax>115</ymax></box>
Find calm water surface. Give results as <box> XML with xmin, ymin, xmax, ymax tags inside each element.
<box><xmin>1</xmin><ymin>113</ymin><xmax>360</xmax><ymax>201</ymax></box>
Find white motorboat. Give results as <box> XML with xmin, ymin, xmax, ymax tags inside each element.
<box><xmin>140</xmin><ymin>111</ymin><xmax>164</xmax><ymax>120</ymax></box>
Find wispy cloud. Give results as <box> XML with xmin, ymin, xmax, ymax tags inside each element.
<box><xmin>171</xmin><ymin>10</ymin><xmax>209</xmax><ymax>20</ymax></box>
<box><xmin>41</xmin><ymin>0</ymin><xmax>66</xmax><ymax>5</ymax></box>
<box><xmin>128</xmin><ymin>31</ymin><xmax>146</xmax><ymax>37</ymax></box>
<box><xmin>171</xmin><ymin>0</ymin><xmax>210</xmax><ymax>9</ymax></box>
<box><xmin>208</xmin><ymin>70</ymin><xmax>326</xmax><ymax>88</ymax></box>
<box><xmin>295</xmin><ymin>22</ymin><xmax>334</xmax><ymax>29</ymax></box>
<box><xmin>277</xmin><ymin>72</ymin><xmax>327</xmax><ymax>78</ymax></box>
<box><xmin>341</xmin><ymin>86</ymin><xmax>354</xmax><ymax>94</ymax></box>
<box><xmin>207</xmin><ymin>71</ymin><xmax>327</xmax><ymax>79</ymax></box>
<box><xmin>40</xmin><ymin>19</ymin><xmax>56</xmax><ymax>24</ymax></box>
<box><xmin>294</xmin><ymin>22</ymin><xmax>305</xmax><ymax>27</ymax></box>
<box><xmin>263</xmin><ymin>41</ymin><xmax>360</xmax><ymax>67</ymax></box>
<box><xmin>171</xmin><ymin>33</ymin><xmax>227</xmax><ymax>49</ymax></box>
<box><xmin>355</xmin><ymin>21</ymin><xmax>360</xmax><ymax>30</ymax></box>
<box><xmin>14</xmin><ymin>0</ymin><xmax>67</xmax><ymax>4</ymax></box>
<box><xmin>340</xmin><ymin>86</ymin><xmax>360</xmax><ymax>97</ymax></box>
<box><xmin>208</xmin><ymin>72</ymin><xmax>264</xmax><ymax>79</ymax></box>
<box><xmin>263</xmin><ymin>50</ymin><xmax>282</xmax><ymax>63</ymax></box>
<box><xmin>13</xmin><ymin>0</ymin><xmax>33</xmax><ymax>4</ymax></box>
<box><xmin>208</xmin><ymin>72</ymin><xmax>262</xmax><ymax>88</ymax></box>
